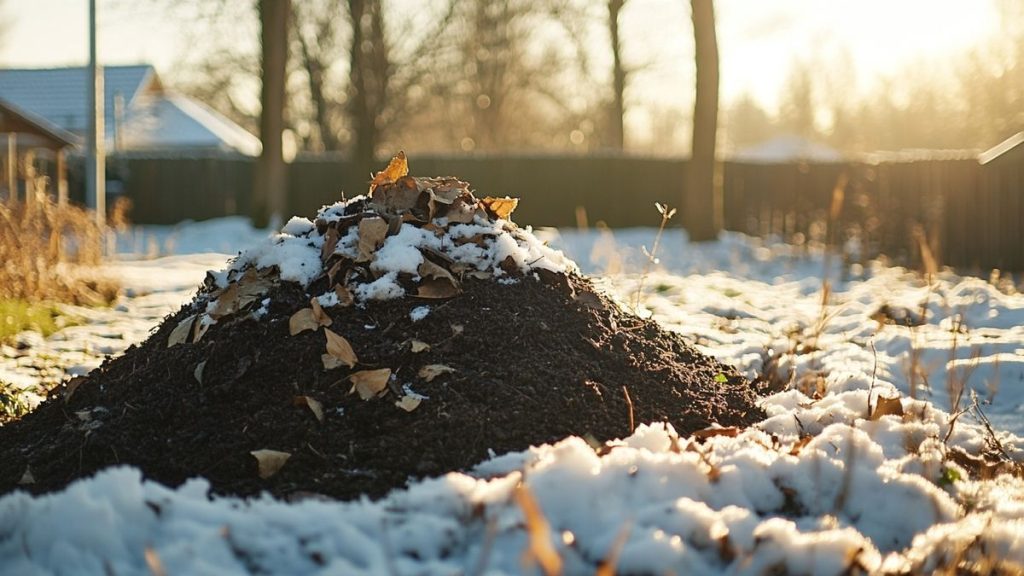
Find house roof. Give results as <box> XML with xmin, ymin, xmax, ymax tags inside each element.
<box><xmin>979</xmin><ymin>131</ymin><xmax>1024</xmax><ymax>165</ymax></box>
<box><xmin>0</xmin><ymin>65</ymin><xmax>156</xmax><ymax>136</ymax></box>
<box><xmin>0</xmin><ymin>97</ymin><xmax>79</xmax><ymax>150</ymax></box>
<box><xmin>121</xmin><ymin>94</ymin><xmax>262</xmax><ymax>156</ymax></box>
<box><xmin>732</xmin><ymin>134</ymin><xmax>844</xmax><ymax>164</ymax></box>
<box><xmin>0</xmin><ymin>65</ymin><xmax>260</xmax><ymax>156</ymax></box>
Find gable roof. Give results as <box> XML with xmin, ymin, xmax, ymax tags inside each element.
<box><xmin>979</xmin><ymin>131</ymin><xmax>1024</xmax><ymax>165</ymax></box>
<box><xmin>732</xmin><ymin>134</ymin><xmax>844</xmax><ymax>164</ymax></box>
<box><xmin>0</xmin><ymin>65</ymin><xmax>260</xmax><ymax>156</ymax></box>
<box><xmin>0</xmin><ymin>97</ymin><xmax>79</xmax><ymax>150</ymax></box>
<box><xmin>0</xmin><ymin>65</ymin><xmax>156</xmax><ymax>136</ymax></box>
<box><xmin>121</xmin><ymin>94</ymin><xmax>262</xmax><ymax>156</ymax></box>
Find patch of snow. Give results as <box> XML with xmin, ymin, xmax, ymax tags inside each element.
<box><xmin>409</xmin><ymin>306</ymin><xmax>431</xmax><ymax>322</ymax></box>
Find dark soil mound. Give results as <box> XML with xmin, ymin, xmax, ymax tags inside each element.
<box><xmin>0</xmin><ymin>273</ymin><xmax>763</xmax><ymax>500</ymax></box>
<box><xmin>0</xmin><ymin>154</ymin><xmax>765</xmax><ymax>501</ymax></box>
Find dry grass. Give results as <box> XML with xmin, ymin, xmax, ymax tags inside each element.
<box><xmin>0</xmin><ymin>197</ymin><xmax>119</xmax><ymax>306</ymax></box>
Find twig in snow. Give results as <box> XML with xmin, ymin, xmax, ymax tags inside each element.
<box><xmin>633</xmin><ymin>202</ymin><xmax>676</xmax><ymax>314</ymax></box>
<box><xmin>621</xmin><ymin>386</ymin><xmax>635</xmax><ymax>434</ymax></box>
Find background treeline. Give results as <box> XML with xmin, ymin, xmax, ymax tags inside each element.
<box><xmin>169</xmin><ymin>0</ymin><xmax>1024</xmax><ymax>159</ymax></box>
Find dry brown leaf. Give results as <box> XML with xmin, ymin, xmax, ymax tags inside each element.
<box><xmin>382</xmin><ymin>177</ymin><xmax>424</xmax><ymax>213</ymax></box>
<box><xmin>18</xmin><ymin>467</ymin><xmax>34</xmax><ymax>485</ymax></box>
<box><xmin>167</xmin><ymin>314</ymin><xmax>196</xmax><ymax>347</ymax></box>
<box><xmin>334</xmin><ymin>284</ymin><xmax>355</xmax><ymax>307</ymax></box>
<box><xmin>349</xmin><ymin>368</ymin><xmax>392</xmax><ymax>400</ymax></box>
<box><xmin>294</xmin><ymin>395</ymin><xmax>324</xmax><ymax>423</ymax></box>
<box><xmin>445</xmin><ymin>195</ymin><xmax>478</xmax><ymax>224</ymax></box>
<box><xmin>192</xmin><ymin>314</ymin><xmax>212</xmax><ymax>342</ymax></box>
<box><xmin>418</xmin><ymin>364</ymin><xmax>455</xmax><ymax>382</ymax></box>
<box><xmin>454</xmin><ymin>233</ymin><xmax>489</xmax><ymax>247</ymax></box>
<box><xmin>788</xmin><ymin>435</ymin><xmax>813</xmax><ymax>456</ymax></box>
<box><xmin>321</xmin><ymin>226</ymin><xmax>340</xmax><ymax>263</ymax></box>
<box><xmin>310</xmin><ymin>298</ymin><xmax>333</xmax><ymax>327</ymax></box>
<box><xmin>515</xmin><ymin>485</ymin><xmax>563</xmax><ymax>576</ymax></box>
<box><xmin>871</xmin><ymin>395</ymin><xmax>904</xmax><ymax>420</ymax></box>
<box><xmin>395</xmin><ymin>395</ymin><xmax>422</xmax><ymax>412</ymax></box>
<box><xmin>417</xmin><ymin>278</ymin><xmax>460</xmax><ymax>299</ymax></box>
<box><xmin>61</xmin><ymin>376</ymin><xmax>86</xmax><ymax>404</ymax></box>
<box><xmin>193</xmin><ymin>360</ymin><xmax>207</xmax><ymax>384</ymax></box>
<box><xmin>410</xmin><ymin>340</ymin><xmax>430</xmax><ymax>353</ymax></box>
<box><xmin>370</xmin><ymin>151</ymin><xmax>409</xmax><ymax>191</ymax></box>
<box><xmin>499</xmin><ymin>255</ymin><xmax>520</xmax><ymax>275</ymax></box>
<box><xmin>251</xmin><ymin>449</ymin><xmax>291</xmax><ymax>479</ymax></box>
<box><xmin>289</xmin><ymin>308</ymin><xmax>319</xmax><ymax>336</ymax></box>
<box><xmin>321</xmin><ymin>354</ymin><xmax>346</xmax><ymax>370</ymax></box>
<box><xmin>418</xmin><ymin>258</ymin><xmax>457</xmax><ymax>283</ymax></box>
<box><xmin>356</xmin><ymin>217</ymin><xmax>389</xmax><ymax>262</ymax></box>
<box><xmin>208</xmin><ymin>283</ymin><xmax>240</xmax><ymax>319</ymax></box>
<box><xmin>324</xmin><ymin>329</ymin><xmax>358</xmax><ymax>368</ymax></box>
<box><xmin>144</xmin><ymin>547</ymin><xmax>167</xmax><ymax>576</ymax></box>
<box><xmin>481</xmin><ymin>196</ymin><xmax>519</xmax><ymax>220</ymax></box>
<box><xmin>691</xmin><ymin>427</ymin><xmax>740</xmax><ymax>440</ymax></box>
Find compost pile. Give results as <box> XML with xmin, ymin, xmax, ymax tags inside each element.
<box><xmin>0</xmin><ymin>153</ymin><xmax>765</xmax><ymax>501</ymax></box>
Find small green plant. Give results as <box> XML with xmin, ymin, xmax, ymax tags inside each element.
<box><xmin>0</xmin><ymin>380</ymin><xmax>30</xmax><ymax>420</ymax></box>
<box><xmin>938</xmin><ymin>466</ymin><xmax>961</xmax><ymax>486</ymax></box>
<box><xmin>634</xmin><ymin>202</ymin><xmax>677</xmax><ymax>313</ymax></box>
<box><xmin>0</xmin><ymin>299</ymin><xmax>77</xmax><ymax>344</ymax></box>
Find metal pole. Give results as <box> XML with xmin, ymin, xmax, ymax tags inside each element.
<box><xmin>5</xmin><ymin>133</ymin><xmax>15</xmax><ymax>204</ymax></box>
<box><xmin>86</xmin><ymin>0</ymin><xmax>105</xmax><ymax>226</ymax></box>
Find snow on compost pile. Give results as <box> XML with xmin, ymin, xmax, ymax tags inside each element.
<box><xmin>215</xmin><ymin>153</ymin><xmax>571</xmax><ymax>292</ymax></box>
<box><xmin>2</xmin><ymin>402</ymin><xmax>1022</xmax><ymax>575</ymax></box>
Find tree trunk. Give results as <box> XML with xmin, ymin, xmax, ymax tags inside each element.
<box><xmin>685</xmin><ymin>0</ymin><xmax>720</xmax><ymax>241</ymax></box>
<box><xmin>254</xmin><ymin>0</ymin><xmax>290</xmax><ymax>227</ymax></box>
<box><xmin>348</xmin><ymin>0</ymin><xmax>387</xmax><ymax>186</ymax></box>
<box><xmin>608</xmin><ymin>0</ymin><xmax>626</xmax><ymax>150</ymax></box>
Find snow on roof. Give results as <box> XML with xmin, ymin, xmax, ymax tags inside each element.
<box><xmin>733</xmin><ymin>134</ymin><xmax>844</xmax><ymax>164</ymax></box>
<box><xmin>0</xmin><ymin>65</ymin><xmax>260</xmax><ymax>156</ymax></box>
<box><xmin>0</xmin><ymin>65</ymin><xmax>155</xmax><ymax>135</ymax></box>
<box><xmin>120</xmin><ymin>94</ymin><xmax>261</xmax><ymax>156</ymax></box>
<box><xmin>0</xmin><ymin>97</ymin><xmax>79</xmax><ymax>149</ymax></box>
<box><xmin>979</xmin><ymin>131</ymin><xmax>1024</xmax><ymax>165</ymax></box>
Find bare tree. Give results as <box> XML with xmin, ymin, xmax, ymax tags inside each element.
<box><xmin>607</xmin><ymin>0</ymin><xmax>627</xmax><ymax>150</ymax></box>
<box><xmin>293</xmin><ymin>0</ymin><xmax>344</xmax><ymax>151</ymax></box>
<box><xmin>253</xmin><ymin>0</ymin><xmax>290</xmax><ymax>227</ymax></box>
<box><xmin>685</xmin><ymin>0</ymin><xmax>720</xmax><ymax>241</ymax></box>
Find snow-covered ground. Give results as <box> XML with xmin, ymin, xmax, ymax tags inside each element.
<box><xmin>2</xmin><ymin>219</ymin><xmax>1023</xmax><ymax>575</ymax></box>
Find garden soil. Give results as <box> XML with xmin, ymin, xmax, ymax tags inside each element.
<box><xmin>0</xmin><ymin>273</ymin><xmax>765</xmax><ymax>501</ymax></box>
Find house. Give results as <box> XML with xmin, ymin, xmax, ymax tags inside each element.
<box><xmin>979</xmin><ymin>131</ymin><xmax>1024</xmax><ymax>168</ymax></box>
<box><xmin>0</xmin><ymin>65</ymin><xmax>260</xmax><ymax>156</ymax></box>
<box><xmin>732</xmin><ymin>134</ymin><xmax>844</xmax><ymax>164</ymax></box>
<box><xmin>0</xmin><ymin>97</ymin><xmax>77</xmax><ymax>203</ymax></box>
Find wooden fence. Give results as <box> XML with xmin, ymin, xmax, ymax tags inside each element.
<box><xmin>102</xmin><ymin>153</ymin><xmax>1024</xmax><ymax>272</ymax></box>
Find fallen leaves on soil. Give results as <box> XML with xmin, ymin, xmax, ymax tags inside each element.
<box><xmin>349</xmin><ymin>368</ymin><xmax>391</xmax><ymax>400</ymax></box>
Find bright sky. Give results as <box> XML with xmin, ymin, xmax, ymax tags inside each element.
<box><xmin>0</xmin><ymin>0</ymin><xmax>1002</xmax><ymax>115</ymax></box>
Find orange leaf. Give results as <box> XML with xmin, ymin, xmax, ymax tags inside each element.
<box><xmin>481</xmin><ymin>196</ymin><xmax>519</xmax><ymax>220</ymax></box>
<box><xmin>370</xmin><ymin>151</ymin><xmax>408</xmax><ymax>191</ymax></box>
